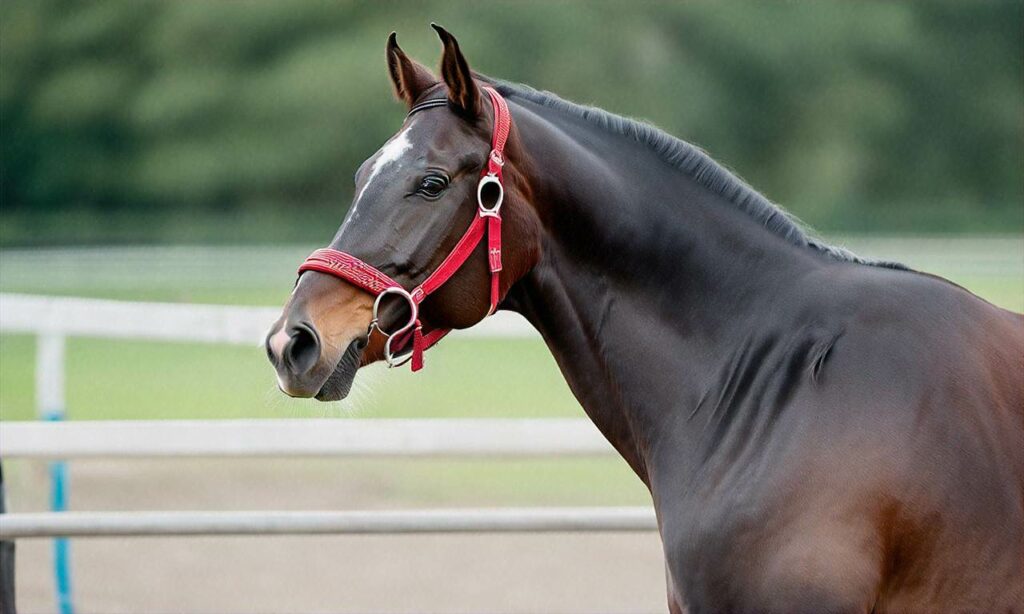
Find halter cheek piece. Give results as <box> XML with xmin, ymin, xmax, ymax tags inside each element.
<box><xmin>297</xmin><ymin>86</ymin><xmax>512</xmax><ymax>372</ymax></box>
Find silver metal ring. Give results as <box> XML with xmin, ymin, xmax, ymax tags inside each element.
<box><xmin>383</xmin><ymin>335</ymin><xmax>414</xmax><ymax>368</ymax></box>
<box><xmin>370</xmin><ymin>287</ymin><xmax>419</xmax><ymax>368</ymax></box>
<box><xmin>477</xmin><ymin>174</ymin><xmax>504</xmax><ymax>217</ymax></box>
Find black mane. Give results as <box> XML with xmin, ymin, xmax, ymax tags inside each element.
<box><xmin>494</xmin><ymin>81</ymin><xmax>906</xmax><ymax>270</ymax></box>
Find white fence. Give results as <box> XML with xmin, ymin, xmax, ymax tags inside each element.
<box><xmin>2</xmin><ymin>508</ymin><xmax>656</xmax><ymax>539</ymax></box>
<box><xmin>0</xmin><ymin>418</ymin><xmax>613</xmax><ymax>459</ymax></box>
<box><xmin>0</xmin><ymin>292</ymin><xmax>535</xmax><ymax>343</ymax></box>
<box><xmin>0</xmin><ymin>293</ymin><xmax>652</xmax><ymax>540</ymax></box>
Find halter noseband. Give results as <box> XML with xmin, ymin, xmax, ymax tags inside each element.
<box><xmin>297</xmin><ymin>86</ymin><xmax>511</xmax><ymax>372</ymax></box>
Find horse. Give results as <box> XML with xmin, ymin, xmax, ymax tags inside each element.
<box><xmin>266</xmin><ymin>25</ymin><xmax>1024</xmax><ymax>613</ymax></box>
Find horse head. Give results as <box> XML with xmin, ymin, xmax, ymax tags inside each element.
<box><xmin>266</xmin><ymin>25</ymin><xmax>540</xmax><ymax>400</ymax></box>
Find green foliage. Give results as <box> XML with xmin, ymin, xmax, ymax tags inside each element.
<box><xmin>1</xmin><ymin>1</ymin><xmax>1021</xmax><ymax>244</ymax></box>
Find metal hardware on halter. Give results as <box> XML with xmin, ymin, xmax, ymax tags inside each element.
<box><xmin>369</xmin><ymin>287</ymin><xmax>418</xmax><ymax>368</ymax></box>
<box><xmin>477</xmin><ymin>173</ymin><xmax>504</xmax><ymax>217</ymax></box>
<box><xmin>488</xmin><ymin>149</ymin><xmax>505</xmax><ymax>169</ymax></box>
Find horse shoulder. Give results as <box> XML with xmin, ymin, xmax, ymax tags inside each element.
<box><xmin>659</xmin><ymin>265</ymin><xmax>1024</xmax><ymax>611</ymax></box>
<box><xmin>791</xmin><ymin>264</ymin><xmax>1024</xmax><ymax>610</ymax></box>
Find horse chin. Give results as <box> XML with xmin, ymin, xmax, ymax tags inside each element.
<box><xmin>314</xmin><ymin>337</ymin><xmax>365</xmax><ymax>401</ymax></box>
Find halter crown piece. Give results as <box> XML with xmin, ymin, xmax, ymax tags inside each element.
<box><xmin>297</xmin><ymin>86</ymin><xmax>512</xmax><ymax>372</ymax></box>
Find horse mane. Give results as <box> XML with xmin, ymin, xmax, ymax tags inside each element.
<box><xmin>493</xmin><ymin>80</ymin><xmax>907</xmax><ymax>270</ymax></box>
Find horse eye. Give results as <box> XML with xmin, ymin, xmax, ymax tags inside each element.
<box><xmin>417</xmin><ymin>175</ymin><xmax>448</xmax><ymax>198</ymax></box>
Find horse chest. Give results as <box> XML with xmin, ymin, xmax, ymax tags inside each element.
<box><xmin>654</xmin><ymin>461</ymin><xmax>884</xmax><ymax>612</ymax></box>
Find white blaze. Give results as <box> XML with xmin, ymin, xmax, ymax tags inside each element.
<box><xmin>343</xmin><ymin>127</ymin><xmax>414</xmax><ymax>231</ymax></box>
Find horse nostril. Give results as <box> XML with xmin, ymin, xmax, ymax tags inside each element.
<box><xmin>284</xmin><ymin>323</ymin><xmax>321</xmax><ymax>375</ymax></box>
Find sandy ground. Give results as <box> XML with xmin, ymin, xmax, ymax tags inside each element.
<box><xmin>5</xmin><ymin>459</ymin><xmax>666</xmax><ymax>614</ymax></box>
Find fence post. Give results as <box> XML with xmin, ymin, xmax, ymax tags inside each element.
<box><xmin>37</xmin><ymin>334</ymin><xmax>72</xmax><ymax>614</ymax></box>
<box><xmin>0</xmin><ymin>462</ymin><xmax>15</xmax><ymax>614</ymax></box>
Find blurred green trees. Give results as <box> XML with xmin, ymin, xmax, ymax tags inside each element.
<box><xmin>1</xmin><ymin>1</ymin><xmax>1021</xmax><ymax>244</ymax></box>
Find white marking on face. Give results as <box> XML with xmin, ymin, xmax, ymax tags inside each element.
<box><xmin>341</xmin><ymin>126</ymin><xmax>415</xmax><ymax>232</ymax></box>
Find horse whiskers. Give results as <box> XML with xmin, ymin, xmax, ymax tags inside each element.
<box><xmin>336</xmin><ymin>366</ymin><xmax>382</xmax><ymax>417</ymax></box>
<box><xmin>261</xmin><ymin>382</ymin><xmax>297</xmax><ymax>414</ymax></box>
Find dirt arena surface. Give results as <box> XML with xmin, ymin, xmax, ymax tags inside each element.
<box><xmin>6</xmin><ymin>459</ymin><xmax>666</xmax><ymax>613</ymax></box>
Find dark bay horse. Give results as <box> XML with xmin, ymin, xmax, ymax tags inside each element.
<box><xmin>266</xmin><ymin>26</ymin><xmax>1024</xmax><ymax>613</ymax></box>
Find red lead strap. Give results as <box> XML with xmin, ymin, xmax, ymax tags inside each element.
<box><xmin>298</xmin><ymin>86</ymin><xmax>512</xmax><ymax>372</ymax></box>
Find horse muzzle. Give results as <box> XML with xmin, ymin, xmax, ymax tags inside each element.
<box><xmin>266</xmin><ymin>271</ymin><xmax>375</xmax><ymax>400</ymax></box>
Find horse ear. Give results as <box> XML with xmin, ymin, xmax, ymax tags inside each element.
<box><xmin>431</xmin><ymin>24</ymin><xmax>480</xmax><ymax>117</ymax></box>
<box><xmin>386</xmin><ymin>32</ymin><xmax>435</xmax><ymax>107</ymax></box>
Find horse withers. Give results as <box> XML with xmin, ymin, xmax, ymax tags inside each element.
<box><xmin>266</xmin><ymin>26</ymin><xmax>1024</xmax><ymax>613</ymax></box>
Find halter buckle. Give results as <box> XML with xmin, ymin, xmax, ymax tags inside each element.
<box><xmin>370</xmin><ymin>286</ymin><xmax>419</xmax><ymax>368</ymax></box>
<box><xmin>477</xmin><ymin>173</ymin><xmax>504</xmax><ymax>218</ymax></box>
<box><xmin>489</xmin><ymin>149</ymin><xmax>505</xmax><ymax>169</ymax></box>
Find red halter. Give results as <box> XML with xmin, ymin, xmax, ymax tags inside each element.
<box><xmin>298</xmin><ymin>86</ymin><xmax>511</xmax><ymax>372</ymax></box>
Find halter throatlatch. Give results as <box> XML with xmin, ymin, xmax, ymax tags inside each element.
<box><xmin>298</xmin><ymin>86</ymin><xmax>512</xmax><ymax>372</ymax></box>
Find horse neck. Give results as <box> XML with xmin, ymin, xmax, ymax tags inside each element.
<box><xmin>503</xmin><ymin>101</ymin><xmax>823</xmax><ymax>485</ymax></box>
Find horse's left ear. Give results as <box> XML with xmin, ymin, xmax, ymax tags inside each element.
<box><xmin>431</xmin><ymin>23</ymin><xmax>480</xmax><ymax>117</ymax></box>
<box><xmin>387</xmin><ymin>32</ymin><xmax>436</xmax><ymax>108</ymax></box>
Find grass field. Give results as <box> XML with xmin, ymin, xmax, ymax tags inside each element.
<box><xmin>1</xmin><ymin>236</ymin><xmax>1021</xmax><ymax>505</ymax></box>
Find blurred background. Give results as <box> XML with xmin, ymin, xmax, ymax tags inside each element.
<box><xmin>3</xmin><ymin>1</ymin><xmax>1022</xmax><ymax>243</ymax></box>
<box><xmin>1</xmin><ymin>2</ymin><xmax>1021</xmax><ymax>613</ymax></box>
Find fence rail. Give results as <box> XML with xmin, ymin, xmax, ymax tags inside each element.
<box><xmin>0</xmin><ymin>508</ymin><xmax>656</xmax><ymax>539</ymax></box>
<box><xmin>0</xmin><ymin>293</ymin><xmax>637</xmax><ymax>613</ymax></box>
<box><xmin>0</xmin><ymin>418</ymin><xmax>614</xmax><ymax>459</ymax></box>
<box><xmin>0</xmin><ymin>292</ymin><xmax>536</xmax><ymax>343</ymax></box>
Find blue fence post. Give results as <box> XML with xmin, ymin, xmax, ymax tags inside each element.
<box><xmin>37</xmin><ymin>334</ymin><xmax>73</xmax><ymax>614</ymax></box>
<box><xmin>0</xmin><ymin>461</ymin><xmax>15</xmax><ymax>614</ymax></box>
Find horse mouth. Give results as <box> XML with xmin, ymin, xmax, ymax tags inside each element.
<box><xmin>314</xmin><ymin>336</ymin><xmax>366</xmax><ymax>401</ymax></box>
